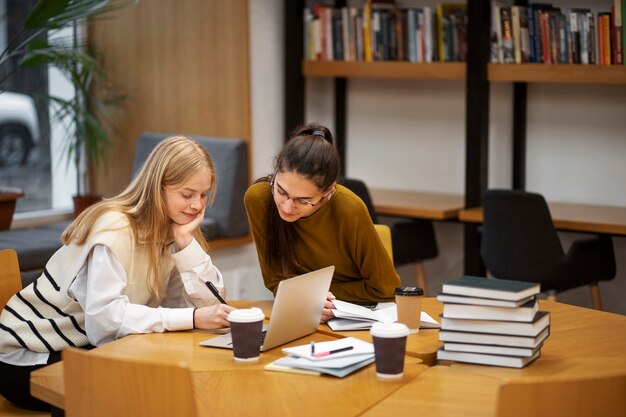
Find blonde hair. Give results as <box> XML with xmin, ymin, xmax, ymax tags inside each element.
<box><xmin>62</xmin><ymin>136</ymin><xmax>217</xmax><ymax>299</ymax></box>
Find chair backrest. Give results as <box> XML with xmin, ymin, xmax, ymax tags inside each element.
<box><xmin>132</xmin><ymin>132</ymin><xmax>249</xmax><ymax>238</ymax></box>
<box><xmin>0</xmin><ymin>249</ymin><xmax>22</xmax><ymax>310</ymax></box>
<box><xmin>481</xmin><ymin>189</ymin><xmax>564</xmax><ymax>283</ymax></box>
<box><xmin>374</xmin><ymin>224</ymin><xmax>393</xmax><ymax>262</ymax></box>
<box><xmin>496</xmin><ymin>372</ymin><xmax>626</xmax><ymax>417</ymax></box>
<box><xmin>63</xmin><ymin>347</ymin><xmax>197</xmax><ymax>417</ymax></box>
<box><xmin>338</xmin><ymin>178</ymin><xmax>379</xmax><ymax>223</ymax></box>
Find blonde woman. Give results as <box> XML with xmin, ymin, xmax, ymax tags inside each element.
<box><xmin>0</xmin><ymin>136</ymin><xmax>234</xmax><ymax>410</ymax></box>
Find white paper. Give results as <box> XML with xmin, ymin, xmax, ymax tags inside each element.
<box><xmin>281</xmin><ymin>337</ymin><xmax>374</xmax><ymax>361</ymax></box>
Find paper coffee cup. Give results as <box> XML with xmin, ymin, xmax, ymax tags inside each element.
<box><xmin>370</xmin><ymin>322</ymin><xmax>409</xmax><ymax>380</ymax></box>
<box><xmin>394</xmin><ymin>287</ymin><xmax>424</xmax><ymax>334</ymax></box>
<box><xmin>228</xmin><ymin>307</ymin><xmax>265</xmax><ymax>363</ymax></box>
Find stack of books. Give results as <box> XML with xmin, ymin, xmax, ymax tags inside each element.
<box><xmin>436</xmin><ymin>276</ymin><xmax>550</xmax><ymax>368</ymax></box>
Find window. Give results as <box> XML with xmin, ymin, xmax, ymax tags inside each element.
<box><xmin>0</xmin><ymin>0</ymin><xmax>75</xmax><ymax>215</ymax></box>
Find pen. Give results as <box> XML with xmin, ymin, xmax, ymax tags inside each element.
<box><xmin>312</xmin><ymin>346</ymin><xmax>354</xmax><ymax>358</ymax></box>
<box><xmin>205</xmin><ymin>281</ymin><xmax>228</xmax><ymax>305</ymax></box>
<box><xmin>311</xmin><ymin>341</ymin><xmax>315</xmax><ymax>355</ymax></box>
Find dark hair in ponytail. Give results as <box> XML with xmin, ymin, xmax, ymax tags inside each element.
<box><xmin>259</xmin><ymin>123</ymin><xmax>341</xmax><ymax>277</ymax></box>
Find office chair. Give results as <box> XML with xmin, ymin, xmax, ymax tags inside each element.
<box><xmin>374</xmin><ymin>224</ymin><xmax>393</xmax><ymax>261</ymax></box>
<box><xmin>339</xmin><ymin>178</ymin><xmax>438</xmax><ymax>294</ymax></box>
<box><xmin>496</xmin><ymin>372</ymin><xmax>626</xmax><ymax>417</ymax></box>
<box><xmin>63</xmin><ymin>348</ymin><xmax>198</xmax><ymax>417</ymax></box>
<box><xmin>481</xmin><ymin>189</ymin><xmax>616</xmax><ymax>310</ymax></box>
<box><xmin>0</xmin><ymin>249</ymin><xmax>22</xmax><ymax>310</ymax></box>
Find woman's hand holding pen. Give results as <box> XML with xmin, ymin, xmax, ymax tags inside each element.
<box><xmin>320</xmin><ymin>291</ymin><xmax>336</xmax><ymax>324</ymax></box>
<box><xmin>194</xmin><ymin>303</ymin><xmax>235</xmax><ymax>329</ymax></box>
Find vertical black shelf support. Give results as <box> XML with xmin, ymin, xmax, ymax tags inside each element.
<box><xmin>464</xmin><ymin>0</ymin><xmax>491</xmax><ymax>276</ymax></box>
<box><xmin>334</xmin><ymin>0</ymin><xmax>347</xmax><ymax>176</ymax></box>
<box><xmin>335</xmin><ymin>78</ymin><xmax>347</xmax><ymax>177</ymax></box>
<box><xmin>512</xmin><ymin>82</ymin><xmax>527</xmax><ymax>190</ymax></box>
<box><xmin>284</xmin><ymin>0</ymin><xmax>306</xmax><ymax>142</ymax></box>
<box><xmin>512</xmin><ymin>0</ymin><xmax>529</xmax><ymax>190</ymax></box>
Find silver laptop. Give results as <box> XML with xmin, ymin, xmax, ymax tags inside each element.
<box><xmin>200</xmin><ymin>265</ymin><xmax>334</xmax><ymax>352</ymax></box>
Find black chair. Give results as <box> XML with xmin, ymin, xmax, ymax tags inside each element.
<box><xmin>339</xmin><ymin>178</ymin><xmax>438</xmax><ymax>294</ymax></box>
<box><xmin>481</xmin><ymin>189</ymin><xmax>616</xmax><ymax>310</ymax></box>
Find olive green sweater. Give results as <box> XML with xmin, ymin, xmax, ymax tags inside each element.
<box><xmin>244</xmin><ymin>182</ymin><xmax>400</xmax><ymax>302</ymax></box>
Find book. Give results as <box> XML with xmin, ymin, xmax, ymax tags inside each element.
<box><xmin>268</xmin><ymin>354</ymin><xmax>375</xmax><ymax>378</ymax></box>
<box><xmin>441</xmin><ymin>276</ymin><xmax>540</xmax><ymax>301</ymax></box>
<box><xmin>442</xmin><ymin>342</ymin><xmax>541</xmax><ymax>357</ymax></box>
<box><xmin>442</xmin><ymin>299</ymin><xmax>539</xmax><ymax>322</ymax></box>
<box><xmin>440</xmin><ymin>311</ymin><xmax>550</xmax><ymax>337</ymax></box>
<box><xmin>282</xmin><ymin>337</ymin><xmax>374</xmax><ymax>361</ymax></box>
<box><xmin>264</xmin><ymin>361</ymin><xmax>321</xmax><ymax>376</ymax></box>
<box><xmin>327</xmin><ymin>300</ymin><xmax>440</xmax><ymax>331</ymax></box>
<box><xmin>436</xmin><ymin>293</ymin><xmax>535</xmax><ymax>308</ymax></box>
<box><xmin>437</xmin><ymin>347</ymin><xmax>541</xmax><ymax>368</ymax></box>
<box><xmin>439</xmin><ymin>326</ymin><xmax>550</xmax><ymax>349</ymax></box>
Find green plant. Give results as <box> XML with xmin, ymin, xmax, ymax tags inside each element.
<box><xmin>0</xmin><ymin>0</ymin><xmax>132</xmax><ymax>195</ymax></box>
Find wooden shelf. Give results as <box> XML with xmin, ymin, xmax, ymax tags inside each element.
<box><xmin>302</xmin><ymin>61</ymin><xmax>466</xmax><ymax>80</ymax></box>
<box><xmin>488</xmin><ymin>63</ymin><xmax>626</xmax><ymax>84</ymax></box>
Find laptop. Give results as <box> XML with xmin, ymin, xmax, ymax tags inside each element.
<box><xmin>200</xmin><ymin>265</ymin><xmax>334</xmax><ymax>352</ymax></box>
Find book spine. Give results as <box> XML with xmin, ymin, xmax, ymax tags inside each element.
<box><xmin>613</xmin><ymin>2</ymin><xmax>623</xmax><ymax>64</ymax></box>
<box><xmin>437</xmin><ymin>4</ymin><xmax>445</xmax><ymax>62</ymax></box>
<box><xmin>424</xmin><ymin>7</ymin><xmax>433</xmax><ymax>63</ymax></box>
<box><xmin>621</xmin><ymin>0</ymin><xmax>626</xmax><ymax>65</ymax></box>
<box><xmin>407</xmin><ymin>9</ymin><xmax>417</xmax><ymax>62</ymax></box>
<box><xmin>512</xmin><ymin>6</ymin><xmax>522</xmax><ymax>64</ymax></box>
<box><xmin>500</xmin><ymin>6</ymin><xmax>515</xmax><ymax>63</ymax></box>
<box><xmin>363</xmin><ymin>0</ymin><xmax>373</xmax><ymax>62</ymax></box>
<box><xmin>588</xmin><ymin>12</ymin><xmax>596</xmax><ymax>64</ymax></box>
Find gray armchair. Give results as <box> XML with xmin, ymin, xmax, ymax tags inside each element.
<box><xmin>133</xmin><ymin>132</ymin><xmax>249</xmax><ymax>239</ymax></box>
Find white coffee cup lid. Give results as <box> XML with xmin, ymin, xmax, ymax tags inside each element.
<box><xmin>370</xmin><ymin>322</ymin><xmax>409</xmax><ymax>338</ymax></box>
<box><xmin>228</xmin><ymin>307</ymin><xmax>264</xmax><ymax>323</ymax></box>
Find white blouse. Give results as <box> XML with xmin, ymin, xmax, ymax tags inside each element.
<box><xmin>1</xmin><ymin>238</ymin><xmax>224</xmax><ymax>366</ymax></box>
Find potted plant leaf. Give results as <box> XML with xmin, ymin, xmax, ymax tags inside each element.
<box><xmin>23</xmin><ymin>41</ymin><xmax>126</xmax><ymax>216</ymax></box>
<box><xmin>1</xmin><ymin>0</ymin><xmax>132</xmax><ymax>217</ymax></box>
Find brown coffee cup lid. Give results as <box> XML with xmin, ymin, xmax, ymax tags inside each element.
<box><xmin>394</xmin><ymin>287</ymin><xmax>424</xmax><ymax>296</ymax></box>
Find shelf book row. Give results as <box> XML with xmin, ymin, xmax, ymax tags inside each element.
<box><xmin>303</xmin><ymin>1</ymin><xmax>467</xmax><ymax>64</ymax></box>
<box><xmin>436</xmin><ymin>276</ymin><xmax>550</xmax><ymax>369</ymax></box>
<box><xmin>491</xmin><ymin>1</ymin><xmax>626</xmax><ymax>65</ymax></box>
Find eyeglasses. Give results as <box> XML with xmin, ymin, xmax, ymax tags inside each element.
<box><xmin>269</xmin><ymin>181</ymin><xmax>327</xmax><ymax>208</ymax></box>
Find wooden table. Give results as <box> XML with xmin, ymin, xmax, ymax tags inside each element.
<box><xmin>369</xmin><ymin>188</ymin><xmax>464</xmax><ymax>220</ymax></box>
<box><xmin>30</xmin><ymin>300</ymin><xmax>626</xmax><ymax>416</ymax></box>
<box><xmin>459</xmin><ymin>202</ymin><xmax>626</xmax><ymax>236</ymax></box>
<box><xmin>364</xmin><ymin>300</ymin><xmax>626</xmax><ymax>417</ymax></box>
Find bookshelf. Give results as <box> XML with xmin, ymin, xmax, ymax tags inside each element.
<box><xmin>489</xmin><ymin>64</ymin><xmax>626</xmax><ymax>84</ymax></box>
<box><xmin>303</xmin><ymin>61</ymin><xmax>466</xmax><ymax>80</ymax></box>
<box><xmin>285</xmin><ymin>0</ymin><xmax>625</xmax><ymax>276</ymax></box>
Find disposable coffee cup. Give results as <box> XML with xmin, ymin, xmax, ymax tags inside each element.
<box><xmin>227</xmin><ymin>307</ymin><xmax>265</xmax><ymax>363</ymax></box>
<box><xmin>370</xmin><ymin>322</ymin><xmax>409</xmax><ymax>380</ymax></box>
<box><xmin>395</xmin><ymin>287</ymin><xmax>424</xmax><ymax>334</ymax></box>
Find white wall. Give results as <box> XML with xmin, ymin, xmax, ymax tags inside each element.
<box><xmin>229</xmin><ymin>0</ymin><xmax>626</xmax><ymax>314</ymax></box>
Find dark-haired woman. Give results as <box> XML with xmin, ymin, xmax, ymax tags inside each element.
<box><xmin>244</xmin><ymin>123</ymin><xmax>400</xmax><ymax>323</ymax></box>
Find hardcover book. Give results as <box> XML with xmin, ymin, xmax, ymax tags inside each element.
<box><xmin>440</xmin><ymin>311</ymin><xmax>550</xmax><ymax>337</ymax></box>
<box><xmin>442</xmin><ymin>341</ymin><xmax>541</xmax><ymax>357</ymax></box>
<box><xmin>441</xmin><ymin>276</ymin><xmax>540</xmax><ymax>301</ymax></box>
<box><xmin>437</xmin><ymin>347</ymin><xmax>541</xmax><ymax>368</ymax></box>
<box><xmin>442</xmin><ymin>299</ymin><xmax>539</xmax><ymax>322</ymax></box>
<box><xmin>439</xmin><ymin>327</ymin><xmax>550</xmax><ymax>349</ymax></box>
<box><xmin>436</xmin><ymin>293</ymin><xmax>536</xmax><ymax>308</ymax></box>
